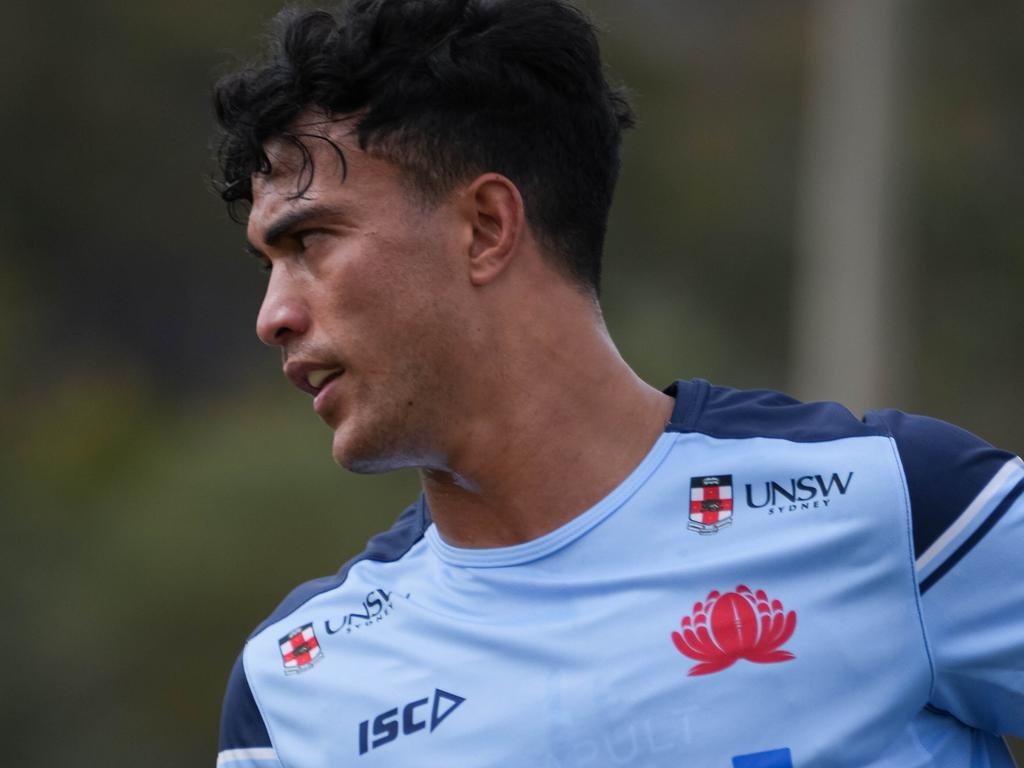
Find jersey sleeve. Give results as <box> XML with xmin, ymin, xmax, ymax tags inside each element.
<box><xmin>217</xmin><ymin>652</ymin><xmax>283</xmax><ymax>768</ymax></box>
<box><xmin>868</xmin><ymin>409</ymin><xmax>1024</xmax><ymax>737</ymax></box>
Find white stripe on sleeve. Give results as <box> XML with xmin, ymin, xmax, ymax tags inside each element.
<box><xmin>915</xmin><ymin>456</ymin><xmax>1024</xmax><ymax>576</ymax></box>
<box><xmin>216</xmin><ymin>747</ymin><xmax>280</xmax><ymax>767</ymax></box>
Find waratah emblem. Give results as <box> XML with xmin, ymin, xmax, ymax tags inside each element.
<box><xmin>671</xmin><ymin>585</ymin><xmax>797</xmax><ymax>676</ymax></box>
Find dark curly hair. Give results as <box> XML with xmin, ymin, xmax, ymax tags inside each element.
<box><xmin>213</xmin><ymin>0</ymin><xmax>634</xmax><ymax>294</ymax></box>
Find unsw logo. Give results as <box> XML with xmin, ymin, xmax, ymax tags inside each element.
<box><xmin>326</xmin><ymin>588</ymin><xmax>396</xmax><ymax>635</ymax></box>
<box><xmin>358</xmin><ymin>689</ymin><xmax>466</xmax><ymax>755</ymax></box>
<box><xmin>745</xmin><ymin>471</ymin><xmax>853</xmax><ymax>515</ymax></box>
<box><xmin>671</xmin><ymin>585</ymin><xmax>797</xmax><ymax>676</ymax></box>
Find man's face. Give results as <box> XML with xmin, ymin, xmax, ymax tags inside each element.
<box><xmin>247</xmin><ymin>120</ymin><xmax>472</xmax><ymax>472</ymax></box>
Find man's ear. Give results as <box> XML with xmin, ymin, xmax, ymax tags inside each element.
<box><xmin>461</xmin><ymin>173</ymin><xmax>525</xmax><ymax>286</ymax></box>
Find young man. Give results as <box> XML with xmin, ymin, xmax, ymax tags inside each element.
<box><xmin>213</xmin><ymin>1</ymin><xmax>1024</xmax><ymax>766</ymax></box>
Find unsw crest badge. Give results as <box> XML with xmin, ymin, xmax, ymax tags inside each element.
<box><xmin>689</xmin><ymin>474</ymin><xmax>733</xmax><ymax>534</ymax></box>
<box><xmin>279</xmin><ymin>623</ymin><xmax>323</xmax><ymax>674</ymax></box>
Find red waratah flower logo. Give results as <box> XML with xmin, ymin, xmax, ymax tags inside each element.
<box><xmin>671</xmin><ymin>585</ymin><xmax>797</xmax><ymax>676</ymax></box>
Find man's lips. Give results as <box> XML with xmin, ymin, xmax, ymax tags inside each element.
<box><xmin>312</xmin><ymin>373</ymin><xmax>344</xmax><ymax>416</ymax></box>
<box><xmin>283</xmin><ymin>361</ymin><xmax>345</xmax><ymax>397</ymax></box>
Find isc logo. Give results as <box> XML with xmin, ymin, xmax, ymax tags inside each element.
<box><xmin>357</xmin><ymin>689</ymin><xmax>466</xmax><ymax>755</ymax></box>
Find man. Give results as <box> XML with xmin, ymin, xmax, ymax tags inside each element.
<box><xmin>213</xmin><ymin>1</ymin><xmax>1024</xmax><ymax>766</ymax></box>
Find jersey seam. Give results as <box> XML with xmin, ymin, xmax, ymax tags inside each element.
<box><xmin>876</xmin><ymin>412</ymin><xmax>939</xmax><ymax>705</ymax></box>
<box><xmin>682</xmin><ymin>377</ymin><xmax>710</xmax><ymax>430</ymax></box>
<box><xmin>241</xmin><ymin>641</ymin><xmax>287</xmax><ymax>768</ymax></box>
<box><xmin>665</xmin><ymin>379</ymin><xmax>888</xmax><ymax>442</ymax></box>
<box><xmin>664</xmin><ymin>378</ymin><xmax>708</xmax><ymax>431</ymax></box>
<box><xmin>668</xmin><ymin>429</ymin><xmax>887</xmax><ymax>446</ymax></box>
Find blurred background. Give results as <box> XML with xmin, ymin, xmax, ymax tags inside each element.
<box><xmin>2</xmin><ymin>0</ymin><xmax>1022</xmax><ymax>765</ymax></box>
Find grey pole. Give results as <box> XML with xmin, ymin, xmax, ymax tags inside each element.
<box><xmin>790</xmin><ymin>0</ymin><xmax>906</xmax><ymax>415</ymax></box>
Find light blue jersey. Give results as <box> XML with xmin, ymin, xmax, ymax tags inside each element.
<box><xmin>218</xmin><ymin>380</ymin><xmax>1024</xmax><ymax>767</ymax></box>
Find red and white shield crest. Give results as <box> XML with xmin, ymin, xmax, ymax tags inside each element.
<box><xmin>689</xmin><ymin>474</ymin><xmax>733</xmax><ymax>534</ymax></box>
<box><xmin>279</xmin><ymin>623</ymin><xmax>323</xmax><ymax>674</ymax></box>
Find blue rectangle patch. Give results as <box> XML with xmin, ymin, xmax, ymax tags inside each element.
<box><xmin>732</xmin><ymin>748</ymin><xmax>794</xmax><ymax>768</ymax></box>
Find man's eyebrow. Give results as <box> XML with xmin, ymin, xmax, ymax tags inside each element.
<box><xmin>249</xmin><ymin>204</ymin><xmax>339</xmax><ymax>255</ymax></box>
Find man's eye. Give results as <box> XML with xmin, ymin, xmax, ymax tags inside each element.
<box><xmin>295</xmin><ymin>229</ymin><xmax>326</xmax><ymax>251</ymax></box>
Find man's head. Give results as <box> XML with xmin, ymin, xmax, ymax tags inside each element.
<box><xmin>213</xmin><ymin>0</ymin><xmax>634</xmax><ymax>473</ymax></box>
<box><xmin>214</xmin><ymin>0</ymin><xmax>634</xmax><ymax>294</ymax></box>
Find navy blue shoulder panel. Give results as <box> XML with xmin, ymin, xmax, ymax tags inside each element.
<box><xmin>219</xmin><ymin>652</ymin><xmax>272</xmax><ymax>751</ymax></box>
<box><xmin>663</xmin><ymin>380</ymin><xmax>1017</xmax><ymax>559</ymax></box>
<box><xmin>865</xmin><ymin>409</ymin><xmax>1017</xmax><ymax>558</ymax></box>
<box><xmin>665</xmin><ymin>379</ymin><xmax>887</xmax><ymax>442</ymax></box>
<box><xmin>249</xmin><ymin>498</ymin><xmax>430</xmax><ymax>639</ymax></box>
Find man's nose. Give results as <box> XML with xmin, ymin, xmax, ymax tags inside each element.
<box><xmin>256</xmin><ymin>268</ymin><xmax>310</xmax><ymax>346</ymax></box>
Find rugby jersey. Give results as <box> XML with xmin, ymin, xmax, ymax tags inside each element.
<box><xmin>218</xmin><ymin>379</ymin><xmax>1024</xmax><ymax>767</ymax></box>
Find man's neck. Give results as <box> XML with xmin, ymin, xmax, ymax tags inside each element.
<box><xmin>420</xmin><ymin>324</ymin><xmax>675</xmax><ymax>549</ymax></box>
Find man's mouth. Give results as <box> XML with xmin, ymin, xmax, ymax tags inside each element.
<box><xmin>311</xmin><ymin>369</ymin><xmax>345</xmax><ymax>418</ymax></box>
<box><xmin>283</xmin><ymin>361</ymin><xmax>345</xmax><ymax>397</ymax></box>
<box><xmin>308</xmin><ymin>368</ymin><xmax>344</xmax><ymax>392</ymax></box>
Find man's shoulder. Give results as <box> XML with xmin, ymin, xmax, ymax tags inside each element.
<box><xmin>219</xmin><ymin>501</ymin><xmax>430</xmax><ymax>758</ymax></box>
<box><xmin>666</xmin><ymin>378</ymin><xmax>887</xmax><ymax>442</ymax></box>
<box><xmin>668</xmin><ymin>379</ymin><xmax>1021</xmax><ymax>580</ymax></box>
<box><xmin>247</xmin><ymin>498</ymin><xmax>430</xmax><ymax>642</ymax></box>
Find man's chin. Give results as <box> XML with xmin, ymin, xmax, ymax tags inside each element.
<box><xmin>331</xmin><ymin>427</ymin><xmax>443</xmax><ymax>475</ymax></box>
<box><xmin>331</xmin><ymin>429</ymin><xmax>412</xmax><ymax>474</ymax></box>
<box><xmin>331</xmin><ymin>432</ymin><xmax>382</xmax><ymax>474</ymax></box>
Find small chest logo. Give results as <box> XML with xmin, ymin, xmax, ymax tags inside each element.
<box><xmin>671</xmin><ymin>585</ymin><xmax>796</xmax><ymax>676</ymax></box>
<box><xmin>279</xmin><ymin>623</ymin><xmax>323</xmax><ymax>675</ymax></box>
<box><xmin>745</xmin><ymin>472</ymin><xmax>853</xmax><ymax>515</ymax></box>
<box><xmin>358</xmin><ymin>689</ymin><xmax>466</xmax><ymax>755</ymax></box>
<box><xmin>689</xmin><ymin>475</ymin><xmax>733</xmax><ymax>534</ymax></box>
<box><xmin>326</xmin><ymin>588</ymin><xmax>396</xmax><ymax>635</ymax></box>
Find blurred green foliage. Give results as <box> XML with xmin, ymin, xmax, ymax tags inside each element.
<box><xmin>2</xmin><ymin>1</ymin><xmax>1022</xmax><ymax>765</ymax></box>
